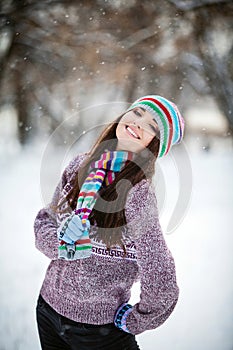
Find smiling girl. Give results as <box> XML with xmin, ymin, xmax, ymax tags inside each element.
<box><xmin>34</xmin><ymin>95</ymin><xmax>185</xmax><ymax>350</ymax></box>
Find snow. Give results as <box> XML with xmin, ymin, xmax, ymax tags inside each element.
<box><xmin>0</xmin><ymin>138</ymin><xmax>233</xmax><ymax>349</ymax></box>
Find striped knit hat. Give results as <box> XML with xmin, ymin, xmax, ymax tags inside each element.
<box><xmin>127</xmin><ymin>95</ymin><xmax>185</xmax><ymax>158</ymax></box>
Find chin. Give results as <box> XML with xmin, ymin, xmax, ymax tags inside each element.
<box><xmin>116</xmin><ymin>139</ymin><xmax>144</xmax><ymax>153</ymax></box>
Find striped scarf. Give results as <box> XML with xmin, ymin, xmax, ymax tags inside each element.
<box><xmin>60</xmin><ymin>150</ymin><xmax>133</xmax><ymax>260</ymax></box>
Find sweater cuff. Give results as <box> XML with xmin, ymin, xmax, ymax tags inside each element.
<box><xmin>114</xmin><ymin>303</ymin><xmax>133</xmax><ymax>333</ymax></box>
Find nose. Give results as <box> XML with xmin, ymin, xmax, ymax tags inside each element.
<box><xmin>133</xmin><ymin>120</ymin><xmax>141</xmax><ymax>129</ymax></box>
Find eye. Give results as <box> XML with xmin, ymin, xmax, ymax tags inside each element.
<box><xmin>133</xmin><ymin>109</ymin><xmax>142</xmax><ymax>117</ymax></box>
<box><xmin>150</xmin><ymin>125</ymin><xmax>157</xmax><ymax>134</ymax></box>
<box><xmin>149</xmin><ymin>124</ymin><xmax>160</xmax><ymax>138</ymax></box>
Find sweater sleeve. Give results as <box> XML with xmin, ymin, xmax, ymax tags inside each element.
<box><xmin>34</xmin><ymin>153</ymin><xmax>88</xmax><ymax>260</ymax></box>
<box><xmin>124</xmin><ymin>180</ymin><xmax>179</xmax><ymax>335</ymax></box>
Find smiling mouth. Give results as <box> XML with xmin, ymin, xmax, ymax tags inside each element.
<box><xmin>125</xmin><ymin>125</ymin><xmax>140</xmax><ymax>139</ymax></box>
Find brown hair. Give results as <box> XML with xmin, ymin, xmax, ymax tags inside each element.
<box><xmin>59</xmin><ymin>112</ymin><xmax>160</xmax><ymax>250</ymax></box>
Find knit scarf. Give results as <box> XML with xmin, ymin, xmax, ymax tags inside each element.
<box><xmin>59</xmin><ymin>150</ymin><xmax>133</xmax><ymax>260</ymax></box>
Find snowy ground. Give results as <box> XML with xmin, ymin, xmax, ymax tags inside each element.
<box><xmin>0</xmin><ymin>136</ymin><xmax>233</xmax><ymax>350</ymax></box>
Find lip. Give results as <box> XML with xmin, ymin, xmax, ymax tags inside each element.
<box><xmin>125</xmin><ymin>125</ymin><xmax>141</xmax><ymax>139</ymax></box>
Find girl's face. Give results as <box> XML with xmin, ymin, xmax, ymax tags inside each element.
<box><xmin>116</xmin><ymin>107</ymin><xmax>160</xmax><ymax>153</ymax></box>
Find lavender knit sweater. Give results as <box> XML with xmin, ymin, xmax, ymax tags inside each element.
<box><xmin>34</xmin><ymin>153</ymin><xmax>179</xmax><ymax>335</ymax></box>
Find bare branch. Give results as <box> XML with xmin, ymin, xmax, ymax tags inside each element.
<box><xmin>168</xmin><ymin>0</ymin><xmax>232</xmax><ymax>11</ymax></box>
<box><xmin>119</xmin><ymin>22</ymin><xmax>160</xmax><ymax>50</ymax></box>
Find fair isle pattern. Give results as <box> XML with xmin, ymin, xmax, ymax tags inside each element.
<box><xmin>128</xmin><ymin>95</ymin><xmax>185</xmax><ymax>158</ymax></box>
<box><xmin>91</xmin><ymin>240</ymin><xmax>137</xmax><ymax>261</ymax></box>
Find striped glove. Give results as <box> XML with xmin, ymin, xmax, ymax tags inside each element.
<box><xmin>114</xmin><ymin>303</ymin><xmax>133</xmax><ymax>333</ymax></box>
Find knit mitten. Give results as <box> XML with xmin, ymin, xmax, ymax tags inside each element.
<box><xmin>114</xmin><ymin>303</ymin><xmax>133</xmax><ymax>333</ymax></box>
<box><xmin>57</xmin><ymin>213</ymin><xmax>92</xmax><ymax>260</ymax></box>
<box><xmin>57</xmin><ymin>212</ymin><xmax>89</xmax><ymax>244</ymax></box>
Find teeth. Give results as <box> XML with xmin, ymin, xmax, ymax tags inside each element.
<box><xmin>126</xmin><ymin>126</ymin><xmax>139</xmax><ymax>139</ymax></box>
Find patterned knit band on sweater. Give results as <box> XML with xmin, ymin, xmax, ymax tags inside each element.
<box><xmin>127</xmin><ymin>95</ymin><xmax>185</xmax><ymax>158</ymax></box>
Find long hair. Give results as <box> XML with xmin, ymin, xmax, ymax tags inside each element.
<box><xmin>58</xmin><ymin>112</ymin><xmax>160</xmax><ymax>250</ymax></box>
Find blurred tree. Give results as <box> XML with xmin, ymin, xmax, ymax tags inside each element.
<box><xmin>0</xmin><ymin>0</ymin><xmax>232</xmax><ymax>144</ymax></box>
<box><xmin>0</xmin><ymin>0</ymin><xmax>81</xmax><ymax>144</ymax></box>
<box><xmin>168</xmin><ymin>0</ymin><xmax>233</xmax><ymax>134</ymax></box>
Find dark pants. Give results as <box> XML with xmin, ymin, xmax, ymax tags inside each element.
<box><xmin>36</xmin><ymin>295</ymin><xmax>140</xmax><ymax>350</ymax></box>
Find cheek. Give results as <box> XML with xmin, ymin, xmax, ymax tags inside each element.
<box><xmin>116</xmin><ymin>123</ymin><xmax>124</xmax><ymax>139</ymax></box>
<box><xmin>116</xmin><ymin>115</ymin><xmax>131</xmax><ymax>137</ymax></box>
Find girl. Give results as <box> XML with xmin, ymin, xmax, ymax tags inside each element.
<box><xmin>34</xmin><ymin>95</ymin><xmax>185</xmax><ymax>350</ymax></box>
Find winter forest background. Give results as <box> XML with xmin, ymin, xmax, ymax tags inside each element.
<box><xmin>0</xmin><ymin>0</ymin><xmax>233</xmax><ymax>349</ymax></box>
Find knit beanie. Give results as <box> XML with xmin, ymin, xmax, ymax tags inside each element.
<box><xmin>127</xmin><ymin>95</ymin><xmax>185</xmax><ymax>158</ymax></box>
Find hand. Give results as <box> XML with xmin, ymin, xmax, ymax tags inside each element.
<box><xmin>57</xmin><ymin>213</ymin><xmax>90</xmax><ymax>244</ymax></box>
